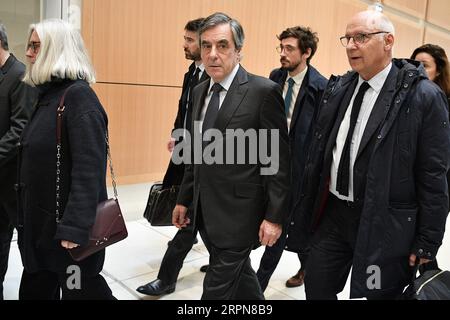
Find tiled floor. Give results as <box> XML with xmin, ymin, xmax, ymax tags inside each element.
<box><xmin>4</xmin><ymin>182</ymin><xmax>450</xmax><ymax>300</ymax></box>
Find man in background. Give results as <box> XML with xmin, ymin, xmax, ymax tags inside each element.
<box><xmin>137</xmin><ymin>18</ymin><xmax>209</xmax><ymax>297</ymax></box>
<box><xmin>256</xmin><ymin>26</ymin><xmax>327</xmax><ymax>292</ymax></box>
<box><xmin>0</xmin><ymin>22</ymin><xmax>35</xmax><ymax>299</ymax></box>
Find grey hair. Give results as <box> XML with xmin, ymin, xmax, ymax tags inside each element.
<box><xmin>0</xmin><ymin>23</ymin><xmax>8</xmax><ymax>50</ymax></box>
<box><xmin>199</xmin><ymin>12</ymin><xmax>245</xmax><ymax>50</ymax></box>
<box><xmin>23</xmin><ymin>19</ymin><xmax>95</xmax><ymax>86</ymax></box>
<box><xmin>363</xmin><ymin>10</ymin><xmax>396</xmax><ymax>36</ymax></box>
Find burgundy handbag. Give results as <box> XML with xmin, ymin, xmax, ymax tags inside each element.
<box><xmin>55</xmin><ymin>85</ymin><xmax>128</xmax><ymax>262</ymax></box>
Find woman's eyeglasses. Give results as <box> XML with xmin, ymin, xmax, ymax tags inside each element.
<box><xmin>27</xmin><ymin>41</ymin><xmax>41</xmax><ymax>53</ymax></box>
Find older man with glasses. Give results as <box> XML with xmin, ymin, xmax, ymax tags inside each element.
<box><xmin>0</xmin><ymin>22</ymin><xmax>35</xmax><ymax>300</ymax></box>
<box><xmin>297</xmin><ymin>10</ymin><xmax>450</xmax><ymax>299</ymax></box>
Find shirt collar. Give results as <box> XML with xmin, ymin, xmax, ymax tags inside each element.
<box><xmin>287</xmin><ymin>66</ymin><xmax>308</xmax><ymax>85</ymax></box>
<box><xmin>209</xmin><ymin>63</ymin><xmax>240</xmax><ymax>92</ymax></box>
<box><xmin>195</xmin><ymin>62</ymin><xmax>205</xmax><ymax>74</ymax></box>
<box><xmin>359</xmin><ymin>62</ymin><xmax>392</xmax><ymax>93</ymax></box>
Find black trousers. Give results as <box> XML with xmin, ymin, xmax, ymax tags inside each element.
<box><xmin>158</xmin><ymin>218</ymin><xmax>197</xmax><ymax>285</ymax></box>
<box><xmin>19</xmin><ymin>269</ymin><xmax>115</xmax><ymax>300</ymax></box>
<box><xmin>305</xmin><ymin>194</ymin><xmax>404</xmax><ymax>300</ymax></box>
<box><xmin>256</xmin><ymin>221</ymin><xmax>307</xmax><ymax>292</ymax></box>
<box><xmin>197</xmin><ymin>202</ymin><xmax>264</xmax><ymax>300</ymax></box>
<box><xmin>0</xmin><ymin>200</ymin><xmax>16</xmax><ymax>300</ymax></box>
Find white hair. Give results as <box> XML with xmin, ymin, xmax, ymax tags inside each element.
<box><xmin>362</xmin><ymin>10</ymin><xmax>396</xmax><ymax>36</ymax></box>
<box><xmin>23</xmin><ymin>19</ymin><xmax>95</xmax><ymax>86</ymax></box>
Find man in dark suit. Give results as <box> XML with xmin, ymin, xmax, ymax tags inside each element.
<box><xmin>0</xmin><ymin>23</ymin><xmax>34</xmax><ymax>299</ymax></box>
<box><xmin>173</xmin><ymin>12</ymin><xmax>290</xmax><ymax>300</ymax></box>
<box><xmin>256</xmin><ymin>26</ymin><xmax>327</xmax><ymax>292</ymax></box>
<box><xmin>137</xmin><ymin>18</ymin><xmax>210</xmax><ymax>297</ymax></box>
<box><xmin>299</xmin><ymin>10</ymin><xmax>450</xmax><ymax>299</ymax></box>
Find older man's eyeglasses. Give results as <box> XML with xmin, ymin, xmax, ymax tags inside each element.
<box><xmin>27</xmin><ymin>41</ymin><xmax>41</xmax><ymax>53</ymax></box>
<box><xmin>340</xmin><ymin>31</ymin><xmax>389</xmax><ymax>47</ymax></box>
<box><xmin>276</xmin><ymin>45</ymin><xmax>297</xmax><ymax>54</ymax></box>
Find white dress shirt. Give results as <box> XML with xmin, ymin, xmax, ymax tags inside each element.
<box><xmin>284</xmin><ymin>67</ymin><xmax>308</xmax><ymax>131</ymax></box>
<box><xmin>199</xmin><ymin>63</ymin><xmax>240</xmax><ymax>133</ymax></box>
<box><xmin>330</xmin><ymin>62</ymin><xmax>392</xmax><ymax>201</ymax></box>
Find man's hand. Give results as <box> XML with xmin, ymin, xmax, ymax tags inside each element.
<box><xmin>167</xmin><ymin>138</ymin><xmax>175</xmax><ymax>152</ymax></box>
<box><xmin>409</xmin><ymin>254</ymin><xmax>431</xmax><ymax>267</ymax></box>
<box><xmin>259</xmin><ymin>219</ymin><xmax>282</xmax><ymax>247</ymax></box>
<box><xmin>61</xmin><ymin>240</ymin><xmax>79</xmax><ymax>249</ymax></box>
<box><xmin>173</xmin><ymin>204</ymin><xmax>190</xmax><ymax>229</ymax></box>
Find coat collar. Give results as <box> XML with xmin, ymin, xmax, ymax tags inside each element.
<box><xmin>193</xmin><ymin>65</ymin><xmax>249</xmax><ymax>132</ymax></box>
<box><xmin>278</xmin><ymin>65</ymin><xmax>323</xmax><ymax>92</ymax></box>
<box><xmin>0</xmin><ymin>54</ymin><xmax>17</xmax><ymax>85</ymax></box>
<box><xmin>36</xmin><ymin>78</ymin><xmax>80</xmax><ymax>105</ymax></box>
<box><xmin>274</xmin><ymin>65</ymin><xmax>324</xmax><ymax>132</ymax></box>
<box><xmin>322</xmin><ymin>58</ymin><xmax>426</xmax><ymax>162</ymax></box>
<box><xmin>0</xmin><ymin>53</ymin><xmax>15</xmax><ymax>74</ymax></box>
<box><xmin>355</xmin><ymin>63</ymin><xmax>399</xmax><ymax>160</ymax></box>
<box><xmin>214</xmin><ymin>65</ymin><xmax>249</xmax><ymax>132</ymax></box>
<box><xmin>290</xmin><ymin>66</ymin><xmax>325</xmax><ymax>130</ymax></box>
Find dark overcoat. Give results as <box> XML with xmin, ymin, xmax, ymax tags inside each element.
<box><xmin>17</xmin><ymin>79</ymin><xmax>108</xmax><ymax>276</ymax></box>
<box><xmin>296</xmin><ymin>59</ymin><xmax>450</xmax><ymax>298</ymax></box>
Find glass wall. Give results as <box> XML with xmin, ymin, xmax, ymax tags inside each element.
<box><xmin>0</xmin><ymin>0</ymin><xmax>82</xmax><ymax>63</ymax></box>
<box><xmin>0</xmin><ymin>0</ymin><xmax>41</xmax><ymax>63</ymax></box>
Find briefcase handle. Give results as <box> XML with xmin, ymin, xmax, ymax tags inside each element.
<box><xmin>55</xmin><ymin>84</ymin><xmax>118</xmax><ymax>222</ymax></box>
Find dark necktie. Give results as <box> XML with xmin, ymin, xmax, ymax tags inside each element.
<box><xmin>185</xmin><ymin>67</ymin><xmax>200</xmax><ymax>131</ymax></box>
<box><xmin>284</xmin><ymin>78</ymin><xmax>295</xmax><ymax>115</ymax></box>
<box><xmin>202</xmin><ymin>83</ymin><xmax>223</xmax><ymax>135</ymax></box>
<box><xmin>336</xmin><ymin>81</ymin><xmax>371</xmax><ymax>197</ymax></box>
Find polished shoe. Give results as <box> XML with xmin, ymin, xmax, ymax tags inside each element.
<box><xmin>199</xmin><ymin>264</ymin><xmax>209</xmax><ymax>273</ymax></box>
<box><xmin>136</xmin><ymin>279</ymin><xmax>176</xmax><ymax>296</ymax></box>
<box><xmin>167</xmin><ymin>237</ymin><xmax>198</xmax><ymax>247</ymax></box>
<box><xmin>285</xmin><ymin>270</ymin><xmax>305</xmax><ymax>288</ymax></box>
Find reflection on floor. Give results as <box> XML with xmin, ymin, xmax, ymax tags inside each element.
<box><xmin>4</xmin><ymin>183</ymin><xmax>450</xmax><ymax>300</ymax></box>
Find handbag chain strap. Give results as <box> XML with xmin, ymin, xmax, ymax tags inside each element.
<box><xmin>55</xmin><ymin>84</ymin><xmax>118</xmax><ymax>223</ymax></box>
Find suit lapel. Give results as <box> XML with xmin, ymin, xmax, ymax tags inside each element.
<box><xmin>0</xmin><ymin>72</ymin><xmax>4</xmax><ymax>85</ymax></box>
<box><xmin>180</xmin><ymin>63</ymin><xmax>195</xmax><ymax>119</ymax></box>
<box><xmin>277</xmin><ymin>71</ymin><xmax>288</xmax><ymax>88</ymax></box>
<box><xmin>355</xmin><ymin>65</ymin><xmax>399</xmax><ymax>160</ymax></box>
<box><xmin>199</xmin><ymin>70</ymin><xmax>209</xmax><ymax>83</ymax></box>
<box><xmin>183</xmin><ymin>63</ymin><xmax>195</xmax><ymax>92</ymax></box>
<box><xmin>193</xmin><ymin>81</ymin><xmax>210</xmax><ymax>122</ymax></box>
<box><xmin>215</xmin><ymin>66</ymin><xmax>249</xmax><ymax>132</ymax></box>
<box><xmin>289</xmin><ymin>78</ymin><xmax>308</xmax><ymax>132</ymax></box>
<box><xmin>323</xmin><ymin>77</ymin><xmax>359</xmax><ymax>167</ymax></box>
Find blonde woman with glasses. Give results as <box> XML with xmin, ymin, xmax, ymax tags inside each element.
<box><xmin>17</xmin><ymin>19</ymin><xmax>115</xmax><ymax>300</ymax></box>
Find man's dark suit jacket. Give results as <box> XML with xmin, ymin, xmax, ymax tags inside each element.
<box><xmin>0</xmin><ymin>54</ymin><xmax>34</xmax><ymax>204</ymax></box>
<box><xmin>269</xmin><ymin>66</ymin><xmax>328</xmax><ymax>253</ymax></box>
<box><xmin>269</xmin><ymin>66</ymin><xmax>327</xmax><ymax>205</ymax></box>
<box><xmin>177</xmin><ymin>65</ymin><xmax>291</xmax><ymax>249</ymax></box>
<box><xmin>163</xmin><ymin>62</ymin><xmax>209</xmax><ymax>187</ymax></box>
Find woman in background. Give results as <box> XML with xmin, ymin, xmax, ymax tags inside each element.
<box><xmin>17</xmin><ymin>19</ymin><xmax>115</xmax><ymax>300</ymax></box>
<box><xmin>411</xmin><ymin>44</ymin><xmax>450</xmax><ymax>102</ymax></box>
<box><xmin>411</xmin><ymin>44</ymin><xmax>450</xmax><ymax>273</ymax></box>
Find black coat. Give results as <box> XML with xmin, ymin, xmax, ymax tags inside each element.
<box><xmin>177</xmin><ymin>66</ymin><xmax>291</xmax><ymax>248</ymax></box>
<box><xmin>297</xmin><ymin>59</ymin><xmax>450</xmax><ymax>298</ymax></box>
<box><xmin>0</xmin><ymin>54</ymin><xmax>35</xmax><ymax>205</ymax></box>
<box><xmin>268</xmin><ymin>66</ymin><xmax>327</xmax><ymax>253</ymax></box>
<box><xmin>163</xmin><ymin>62</ymin><xmax>209</xmax><ymax>187</ymax></box>
<box><xmin>17</xmin><ymin>79</ymin><xmax>108</xmax><ymax>276</ymax></box>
